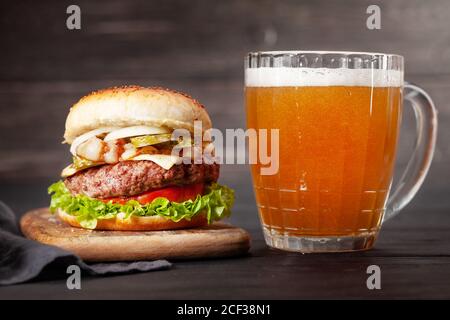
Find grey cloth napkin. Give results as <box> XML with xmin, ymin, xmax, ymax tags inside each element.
<box><xmin>0</xmin><ymin>201</ymin><xmax>172</xmax><ymax>285</ymax></box>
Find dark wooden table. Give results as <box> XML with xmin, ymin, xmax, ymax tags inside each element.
<box><xmin>0</xmin><ymin>172</ymin><xmax>449</xmax><ymax>299</ymax></box>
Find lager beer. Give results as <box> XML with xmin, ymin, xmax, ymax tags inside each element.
<box><xmin>245</xmin><ymin>51</ymin><xmax>437</xmax><ymax>252</ymax></box>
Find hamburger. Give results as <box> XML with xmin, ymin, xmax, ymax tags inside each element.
<box><xmin>48</xmin><ymin>86</ymin><xmax>234</xmax><ymax>230</ymax></box>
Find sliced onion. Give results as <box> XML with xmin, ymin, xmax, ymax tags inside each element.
<box><xmin>104</xmin><ymin>126</ymin><xmax>170</xmax><ymax>142</ymax></box>
<box><xmin>70</xmin><ymin>127</ymin><xmax>119</xmax><ymax>156</ymax></box>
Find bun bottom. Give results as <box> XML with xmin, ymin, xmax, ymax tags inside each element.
<box><xmin>57</xmin><ymin>209</ymin><xmax>207</xmax><ymax>231</ymax></box>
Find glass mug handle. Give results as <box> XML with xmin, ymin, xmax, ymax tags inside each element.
<box><xmin>384</xmin><ymin>83</ymin><xmax>438</xmax><ymax>221</ymax></box>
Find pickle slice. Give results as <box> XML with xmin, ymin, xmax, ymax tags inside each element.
<box><xmin>61</xmin><ymin>157</ymin><xmax>104</xmax><ymax>177</ymax></box>
<box><xmin>130</xmin><ymin>134</ymin><xmax>173</xmax><ymax>148</ymax></box>
<box><xmin>73</xmin><ymin>156</ymin><xmax>99</xmax><ymax>169</ymax></box>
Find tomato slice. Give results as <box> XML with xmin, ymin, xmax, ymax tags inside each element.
<box><xmin>102</xmin><ymin>183</ymin><xmax>204</xmax><ymax>205</ymax></box>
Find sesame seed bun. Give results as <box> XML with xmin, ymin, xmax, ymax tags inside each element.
<box><xmin>64</xmin><ymin>85</ymin><xmax>212</xmax><ymax>144</ymax></box>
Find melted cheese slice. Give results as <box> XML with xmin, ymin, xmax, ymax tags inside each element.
<box><xmin>61</xmin><ymin>164</ymin><xmax>78</xmax><ymax>178</ymax></box>
<box><xmin>61</xmin><ymin>155</ymin><xmax>182</xmax><ymax>178</ymax></box>
<box><xmin>130</xmin><ymin>154</ymin><xmax>181</xmax><ymax>170</ymax></box>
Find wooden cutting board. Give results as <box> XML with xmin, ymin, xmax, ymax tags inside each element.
<box><xmin>20</xmin><ymin>208</ymin><xmax>251</xmax><ymax>262</ymax></box>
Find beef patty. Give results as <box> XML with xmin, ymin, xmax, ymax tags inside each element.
<box><xmin>64</xmin><ymin>160</ymin><xmax>220</xmax><ymax>198</ymax></box>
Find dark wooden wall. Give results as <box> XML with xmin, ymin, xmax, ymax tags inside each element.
<box><xmin>1</xmin><ymin>0</ymin><xmax>449</xmax><ymax>209</ymax></box>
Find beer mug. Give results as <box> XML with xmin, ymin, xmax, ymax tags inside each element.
<box><xmin>245</xmin><ymin>51</ymin><xmax>437</xmax><ymax>252</ymax></box>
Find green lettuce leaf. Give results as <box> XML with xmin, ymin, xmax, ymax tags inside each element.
<box><xmin>48</xmin><ymin>181</ymin><xmax>234</xmax><ymax>229</ymax></box>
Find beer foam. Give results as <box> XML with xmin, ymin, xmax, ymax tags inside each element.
<box><xmin>245</xmin><ymin>67</ymin><xmax>403</xmax><ymax>87</ymax></box>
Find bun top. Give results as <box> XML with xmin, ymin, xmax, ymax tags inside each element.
<box><xmin>64</xmin><ymin>86</ymin><xmax>212</xmax><ymax>143</ymax></box>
